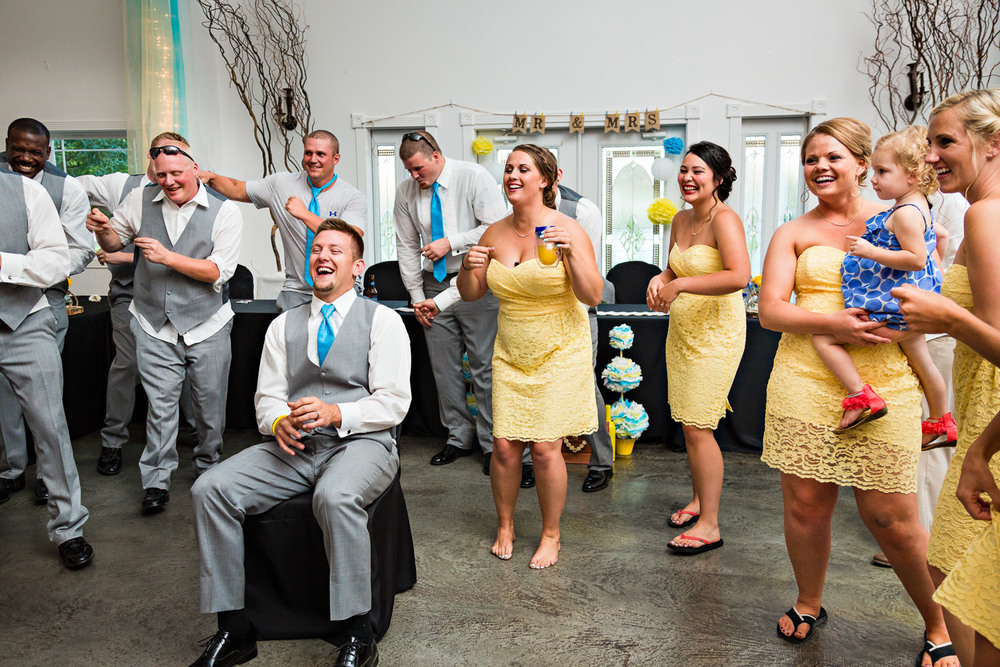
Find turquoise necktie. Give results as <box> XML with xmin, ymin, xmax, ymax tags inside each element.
<box><xmin>304</xmin><ymin>175</ymin><xmax>337</xmax><ymax>287</ymax></box>
<box><xmin>430</xmin><ymin>182</ymin><xmax>447</xmax><ymax>282</ymax></box>
<box><xmin>317</xmin><ymin>303</ymin><xmax>336</xmax><ymax>365</ymax></box>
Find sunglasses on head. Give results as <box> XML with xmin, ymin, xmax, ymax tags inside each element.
<box><xmin>403</xmin><ymin>132</ymin><xmax>435</xmax><ymax>150</ymax></box>
<box><xmin>149</xmin><ymin>145</ymin><xmax>194</xmax><ymax>161</ymax></box>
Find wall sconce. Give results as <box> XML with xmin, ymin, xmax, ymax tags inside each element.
<box><xmin>277</xmin><ymin>88</ymin><xmax>297</xmax><ymax>131</ymax></box>
<box><xmin>904</xmin><ymin>62</ymin><xmax>926</xmax><ymax>112</ymax></box>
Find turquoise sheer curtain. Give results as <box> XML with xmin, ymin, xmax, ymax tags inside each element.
<box><xmin>123</xmin><ymin>0</ymin><xmax>189</xmax><ymax>172</ymax></box>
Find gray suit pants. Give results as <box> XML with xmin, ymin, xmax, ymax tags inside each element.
<box><xmin>0</xmin><ymin>291</ymin><xmax>68</xmax><ymax>481</ymax></box>
<box><xmin>584</xmin><ymin>311</ymin><xmax>613</xmax><ymax>470</ymax></box>
<box><xmin>133</xmin><ymin>319</ymin><xmax>232</xmax><ymax>490</ymax></box>
<box><xmin>192</xmin><ymin>436</ymin><xmax>398</xmax><ymax>620</ymax></box>
<box><xmin>421</xmin><ymin>272</ymin><xmax>500</xmax><ymax>455</ymax></box>
<box><xmin>0</xmin><ymin>308</ymin><xmax>88</xmax><ymax>543</ymax></box>
<box><xmin>276</xmin><ymin>289</ymin><xmax>311</xmax><ymax>313</ymax></box>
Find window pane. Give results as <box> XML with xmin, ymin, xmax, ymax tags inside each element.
<box><xmin>602</xmin><ymin>147</ymin><xmax>663</xmax><ymax>268</ymax></box>
<box><xmin>376</xmin><ymin>145</ymin><xmax>397</xmax><ymax>261</ymax></box>
<box><xmin>52</xmin><ymin>137</ymin><xmax>128</xmax><ymax>177</ymax></box>
<box><xmin>741</xmin><ymin>136</ymin><xmax>766</xmax><ymax>276</ymax></box>
<box><xmin>778</xmin><ymin>134</ymin><xmax>803</xmax><ymax>225</ymax></box>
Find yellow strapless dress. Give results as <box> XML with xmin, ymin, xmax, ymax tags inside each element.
<box><xmin>761</xmin><ymin>245</ymin><xmax>921</xmax><ymax>492</ymax></box>
<box><xmin>927</xmin><ymin>264</ymin><xmax>1000</xmax><ymax>572</ymax></box>
<box><xmin>486</xmin><ymin>258</ymin><xmax>597</xmax><ymax>442</ymax></box>
<box><xmin>665</xmin><ymin>244</ymin><xmax>746</xmax><ymax>429</ymax></box>
<box><xmin>934</xmin><ymin>513</ymin><xmax>1000</xmax><ymax>650</ymax></box>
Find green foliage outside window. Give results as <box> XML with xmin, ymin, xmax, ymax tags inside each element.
<box><xmin>52</xmin><ymin>138</ymin><xmax>129</xmax><ymax>177</ymax></box>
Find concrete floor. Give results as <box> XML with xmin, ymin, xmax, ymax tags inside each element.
<box><xmin>0</xmin><ymin>429</ymin><xmax>930</xmax><ymax>666</ymax></box>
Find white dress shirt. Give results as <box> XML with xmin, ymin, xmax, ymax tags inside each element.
<box><xmin>77</xmin><ymin>172</ymin><xmax>152</xmax><ymax>211</ymax></box>
<box><xmin>32</xmin><ymin>170</ymin><xmax>93</xmax><ymax>277</ymax></box>
<box><xmin>254</xmin><ymin>290</ymin><xmax>412</xmax><ymax>439</ymax></box>
<box><xmin>110</xmin><ymin>182</ymin><xmax>243</xmax><ymax>345</ymax></box>
<box><xmin>555</xmin><ymin>189</ymin><xmax>603</xmax><ymax>273</ymax></box>
<box><xmin>393</xmin><ymin>157</ymin><xmax>506</xmax><ymax>311</ymax></box>
<box><xmin>0</xmin><ymin>177</ymin><xmax>71</xmax><ymax>314</ymax></box>
<box><xmin>246</xmin><ymin>171</ymin><xmax>367</xmax><ymax>295</ymax></box>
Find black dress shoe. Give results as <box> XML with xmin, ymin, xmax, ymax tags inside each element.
<box><xmin>0</xmin><ymin>474</ymin><xmax>25</xmax><ymax>504</ymax></box>
<box><xmin>582</xmin><ymin>468</ymin><xmax>613</xmax><ymax>493</ymax></box>
<box><xmin>482</xmin><ymin>452</ymin><xmax>492</xmax><ymax>476</ymax></box>
<box><xmin>141</xmin><ymin>488</ymin><xmax>170</xmax><ymax>515</ymax></box>
<box><xmin>430</xmin><ymin>444</ymin><xmax>473</xmax><ymax>466</ymax></box>
<box><xmin>520</xmin><ymin>464</ymin><xmax>535</xmax><ymax>489</ymax></box>
<box><xmin>189</xmin><ymin>630</ymin><xmax>257</xmax><ymax>667</ymax></box>
<box><xmin>334</xmin><ymin>636</ymin><xmax>378</xmax><ymax>667</ymax></box>
<box><xmin>34</xmin><ymin>478</ymin><xmax>48</xmax><ymax>504</ymax></box>
<box><xmin>97</xmin><ymin>446</ymin><xmax>123</xmax><ymax>476</ymax></box>
<box><xmin>58</xmin><ymin>537</ymin><xmax>94</xmax><ymax>570</ymax></box>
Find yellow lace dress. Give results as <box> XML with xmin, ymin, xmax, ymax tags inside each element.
<box><xmin>934</xmin><ymin>513</ymin><xmax>1000</xmax><ymax>649</ymax></box>
<box><xmin>761</xmin><ymin>245</ymin><xmax>922</xmax><ymax>492</ymax></box>
<box><xmin>927</xmin><ymin>264</ymin><xmax>1000</xmax><ymax>573</ymax></box>
<box><xmin>665</xmin><ymin>244</ymin><xmax>746</xmax><ymax>429</ymax></box>
<box><xmin>486</xmin><ymin>258</ymin><xmax>597</xmax><ymax>442</ymax></box>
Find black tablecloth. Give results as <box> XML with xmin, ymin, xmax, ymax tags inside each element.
<box><xmin>64</xmin><ymin>300</ymin><xmax>780</xmax><ymax>453</ymax></box>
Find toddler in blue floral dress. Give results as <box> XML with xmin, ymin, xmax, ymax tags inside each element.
<box><xmin>812</xmin><ymin>126</ymin><xmax>955</xmax><ymax>449</ymax></box>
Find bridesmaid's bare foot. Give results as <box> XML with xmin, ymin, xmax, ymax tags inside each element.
<box><xmin>492</xmin><ymin>526</ymin><xmax>515</xmax><ymax>560</ymax></box>
<box><xmin>529</xmin><ymin>536</ymin><xmax>560</xmax><ymax>569</ymax></box>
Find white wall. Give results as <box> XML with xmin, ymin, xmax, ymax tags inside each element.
<box><xmin>1</xmin><ymin>0</ymin><xmax>893</xmax><ymax>293</ymax></box>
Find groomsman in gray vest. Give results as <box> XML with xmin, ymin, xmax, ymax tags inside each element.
<box><xmin>199</xmin><ymin>130</ymin><xmax>366</xmax><ymax>312</ymax></box>
<box><xmin>0</xmin><ymin>168</ymin><xmax>93</xmax><ymax>568</ymax></box>
<box><xmin>78</xmin><ymin>131</ymin><xmax>195</xmax><ymax>477</ymax></box>
<box><xmin>394</xmin><ymin>131</ymin><xmax>534</xmax><ymax>484</ymax></box>
<box><xmin>188</xmin><ymin>219</ymin><xmax>410</xmax><ymax>667</ymax></box>
<box><xmin>0</xmin><ymin>118</ymin><xmax>93</xmax><ymax>504</ymax></box>
<box><xmin>88</xmin><ymin>144</ymin><xmax>242</xmax><ymax>514</ymax></box>
<box><xmin>556</xmin><ymin>177</ymin><xmax>615</xmax><ymax>492</ymax></box>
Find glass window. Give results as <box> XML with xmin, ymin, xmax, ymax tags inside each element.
<box><xmin>51</xmin><ymin>136</ymin><xmax>129</xmax><ymax>177</ymax></box>
<box><xmin>375</xmin><ymin>144</ymin><xmax>397</xmax><ymax>261</ymax></box>
<box><xmin>602</xmin><ymin>147</ymin><xmax>664</xmax><ymax>269</ymax></box>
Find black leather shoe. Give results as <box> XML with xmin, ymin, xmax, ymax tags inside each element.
<box><xmin>482</xmin><ymin>452</ymin><xmax>491</xmax><ymax>476</ymax></box>
<box><xmin>0</xmin><ymin>474</ymin><xmax>25</xmax><ymax>504</ymax></box>
<box><xmin>334</xmin><ymin>636</ymin><xmax>378</xmax><ymax>667</ymax></box>
<box><xmin>58</xmin><ymin>537</ymin><xmax>94</xmax><ymax>570</ymax></box>
<box><xmin>34</xmin><ymin>478</ymin><xmax>48</xmax><ymax>504</ymax></box>
<box><xmin>141</xmin><ymin>488</ymin><xmax>169</xmax><ymax>515</ymax></box>
<box><xmin>189</xmin><ymin>630</ymin><xmax>257</xmax><ymax>667</ymax></box>
<box><xmin>430</xmin><ymin>444</ymin><xmax>473</xmax><ymax>466</ymax></box>
<box><xmin>97</xmin><ymin>446</ymin><xmax>123</xmax><ymax>476</ymax></box>
<box><xmin>582</xmin><ymin>468</ymin><xmax>613</xmax><ymax>493</ymax></box>
<box><xmin>520</xmin><ymin>464</ymin><xmax>535</xmax><ymax>489</ymax></box>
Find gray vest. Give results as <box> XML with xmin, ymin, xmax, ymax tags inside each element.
<box><xmin>133</xmin><ymin>185</ymin><xmax>228</xmax><ymax>334</ymax></box>
<box><xmin>0</xmin><ymin>170</ymin><xmax>45</xmax><ymax>330</ymax></box>
<box><xmin>284</xmin><ymin>299</ymin><xmax>395</xmax><ymax>451</ymax></box>
<box><xmin>557</xmin><ymin>184</ymin><xmax>582</xmax><ymax>219</ymax></box>
<box><xmin>106</xmin><ymin>174</ymin><xmax>145</xmax><ymax>306</ymax></box>
<box><xmin>0</xmin><ymin>153</ymin><xmax>70</xmax><ymax>296</ymax></box>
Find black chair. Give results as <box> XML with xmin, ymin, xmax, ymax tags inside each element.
<box><xmin>606</xmin><ymin>261</ymin><xmax>661</xmax><ymax>304</ymax></box>
<box><xmin>362</xmin><ymin>261</ymin><xmax>408</xmax><ymax>302</ymax></box>
<box><xmin>242</xmin><ymin>469</ymin><xmax>416</xmax><ymax>642</ymax></box>
<box><xmin>226</xmin><ymin>264</ymin><xmax>255</xmax><ymax>299</ymax></box>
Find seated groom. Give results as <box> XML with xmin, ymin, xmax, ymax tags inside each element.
<box><xmin>188</xmin><ymin>219</ymin><xmax>411</xmax><ymax>667</ymax></box>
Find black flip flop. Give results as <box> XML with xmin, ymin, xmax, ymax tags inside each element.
<box><xmin>777</xmin><ymin>606</ymin><xmax>828</xmax><ymax>644</ymax></box>
<box><xmin>915</xmin><ymin>633</ymin><xmax>956</xmax><ymax>667</ymax></box>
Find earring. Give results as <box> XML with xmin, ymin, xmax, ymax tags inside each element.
<box><xmin>800</xmin><ymin>189</ymin><xmax>811</xmax><ymax>204</ymax></box>
<box><xmin>851</xmin><ymin>185</ymin><xmax>862</xmax><ymax>198</ymax></box>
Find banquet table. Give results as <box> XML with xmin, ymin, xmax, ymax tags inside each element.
<box><xmin>62</xmin><ymin>299</ymin><xmax>781</xmax><ymax>453</ymax></box>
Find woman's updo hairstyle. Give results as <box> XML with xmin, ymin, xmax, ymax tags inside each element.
<box><xmin>931</xmin><ymin>88</ymin><xmax>1000</xmax><ymax>144</ymax></box>
<box><xmin>875</xmin><ymin>126</ymin><xmax>939</xmax><ymax>196</ymax></box>
<box><xmin>511</xmin><ymin>144</ymin><xmax>559</xmax><ymax>210</ymax></box>
<box><xmin>800</xmin><ymin>117</ymin><xmax>872</xmax><ymax>186</ymax></box>
<box><xmin>686</xmin><ymin>141</ymin><xmax>737</xmax><ymax>202</ymax></box>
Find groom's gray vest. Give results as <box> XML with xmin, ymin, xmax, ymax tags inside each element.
<box><xmin>106</xmin><ymin>173</ymin><xmax>145</xmax><ymax>306</ymax></box>
<box><xmin>284</xmin><ymin>298</ymin><xmax>395</xmax><ymax>451</ymax></box>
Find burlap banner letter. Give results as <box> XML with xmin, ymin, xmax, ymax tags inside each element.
<box><xmin>644</xmin><ymin>109</ymin><xmax>660</xmax><ymax>131</ymax></box>
<box><xmin>531</xmin><ymin>114</ymin><xmax>546</xmax><ymax>134</ymax></box>
<box><xmin>512</xmin><ymin>113</ymin><xmax>528</xmax><ymax>134</ymax></box>
<box><xmin>604</xmin><ymin>113</ymin><xmax>620</xmax><ymax>133</ymax></box>
<box><xmin>569</xmin><ymin>113</ymin><xmax>584</xmax><ymax>134</ymax></box>
<box><xmin>625</xmin><ymin>111</ymin><xmax>641</xmax><ymax>132</ymax></box>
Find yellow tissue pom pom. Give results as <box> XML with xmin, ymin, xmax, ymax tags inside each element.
<box><xmin>471</xmin><ymin>137</ymin><xmax>494</xmax><ymax>156</ymax></box>
<box><xmin>647</xmin><ymin>198</ymin><xmax>677</xmax><ymax>225</ymax></box>
<box><xmin>751</xmin><ymin>275</ymin><xmax>762</xmax><ymax>287</ymax></box>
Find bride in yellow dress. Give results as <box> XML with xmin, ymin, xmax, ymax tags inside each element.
<box><xmin>457</xmin><ymin>144</ymin><xmax>602</xmax><ymax>570</ymax></box>
<box><xmin>645</xmin><ymin>141</ymin><xmax>750</xmax><ymax>555</ymax></box>
<box><xmin>759</xmin><ymin>117</ymin><xmax>956</xmax><ymax>666</ymax></box>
